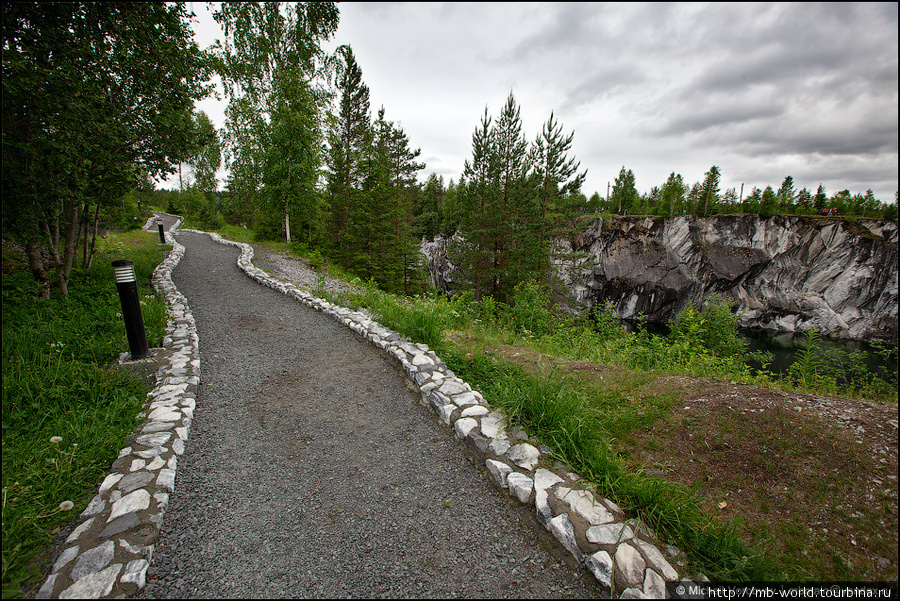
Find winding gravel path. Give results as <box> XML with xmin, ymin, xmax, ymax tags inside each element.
<box><xmin>139</xmin><ymin>229</ymin><xmax>605</xmax><ymax>598</ymax></box>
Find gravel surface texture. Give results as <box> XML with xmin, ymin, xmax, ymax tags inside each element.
<box><xmin>139</xmin><ymin>230</ymin><xmax>606</xmax><ymax>598</ymax></box>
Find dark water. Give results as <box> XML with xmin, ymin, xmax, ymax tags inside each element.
<box><xmin>622</xmin><ymin>320</ymin><xmax>898</xmax><ymax>382</ymax></box>
<box><xmin>739</xmin><ymin>327</ymin><xmax>897</xmax><ymax>381</ymax></box>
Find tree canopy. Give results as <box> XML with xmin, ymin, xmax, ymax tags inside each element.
<box><xmin>2</xmin><ymin>2</ymin><xmax>212</xmax><ymax>296</ymax></box>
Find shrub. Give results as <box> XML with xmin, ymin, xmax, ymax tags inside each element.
<box><xmin>668</xmin><ymin>295</ymin><xmax>746</xmax><ymax>359</ymax></box>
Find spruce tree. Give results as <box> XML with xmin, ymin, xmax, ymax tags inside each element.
<box><xmin>326</xmin><ymin>44</ymin><xmax>372</xmax><ymax>266</ymax></box>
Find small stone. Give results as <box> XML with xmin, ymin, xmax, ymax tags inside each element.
<box><xmin>70</xmin><ymin>540</ymin><xmax>115</xmax><ymax>582</ymax></box>
<box><xmin>98</xmin><ymin>473</ymin><xmax>123</xmax><ymax>496</ymax></box>
<box><xmin>615</xmin><ymin>543</ymin><xmax>646</xmax><ymax>588</ymax></box>
<box><xmin>644</xmin><ymin>568</ymin><xmax>666</xmax><ymax>598</ymax></box>
<box><xmin>80</xmin><ymin>495</ymin><xmax>105</xmax><ymax>519</ymax></box>
<box><xmin>99</xmin><ymin>512</ymin><xmax>141</xmax><ymax>539</ymax></box>
<box><xmin>636</xmin><ymin>539</ymin><xmax>679</xmax><ymax>580</ymax></box>
<box><xmin>117</xmin><ymin>471</ymin><xmax>154</xmax><ymax>494</ymax></box>
<box><xmin>485</xmin><ymin>459</ymin><xmax>512</xmax><ymax>488</ymax></box>
<box><xmin>587</xmin><ymin>522</ymin><xmax>635</xmax><ymax>546</ymax></box>
<box><xmin>548</xmin><ymin>513</ymin><xmax>583</xmax><ymax>562</ymax></box>
<box><xmin>52</xmin><ymin>546</ymin><xmax>80</xmax><ymax>573</ymax></box>
<box><xmin>120</xmin><ymin>559</ymin><xmax>150</xmax><ymax>589</ymax></box>
<box><xmin>460</xmin><ymin>405</ymin><xmax>488</xmax><ymax>418</ymax></box>
<box><xmin>439</xmin><ymin>404</ymin><xmax>456</xmax><ymax>425</ymax></box>
<box><xmin>534</xmin><ymin>469</ymin><xmax>564</xmax><ymax>527</ymax></box>
<box><xmin>35</xmin><ymin>574</ymin><xmax>56</xmax><ymax>599</ymax></box>
<box><xmin>507</xmin><ymin>443</ymin><xmax>540</xmax><ymax>471</ymax></box>
<box><xmin>454</xmin><ymin>417</ymin><xmax>477</xmax><ymax>439</ymax></box>
<box><xmin>66</xmin><ymin>518</ymin><xmax>94</xmax><ymax>544</ymax></box>
<box><xmin>556</xmin><ymin>486</ymin><xmax>615</xmax><ymax>525</ymax></box>
<box><xmin>506</xmin><ymin>472</ymin><xmax>534</xmax><ymax>503</ymax></box>
<box><xmin>59</xmin><ymin>563</ymin><xmax>122</xmax><ymax>599</ymax></box>
<box><xmin>480</xmin><ymin>414</ymin><xmax>507</xmax><ymax>439</ymax></box>
<box><xmin>108</xmin><ymin>489</ymin><xmax>151</xmax><ymax>521</ymax></box>
<box><xmin>488</xmin><ymin>439</ymin><xmax>510</xmax><ymax>456</ymax></box>
<box><xmin>619</xmin><ymin>587</ymin><xmax>650</xmax><ymax>599</ymax></box>
<box><xmin>585</xmin><ymin>550</ymin><xmax>613</xmax><ymax>588</ymax></box>
<box><xmin>139</xmin><ymin>427</ymin><xmax>176</xmax><ymax>447</ymax></box>
<box><xmin>142</xmin><ymin>453</ymin><xmax>165</xmax><ymax>470</ymax></box>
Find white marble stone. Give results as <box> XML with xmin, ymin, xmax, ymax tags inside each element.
<box><xmin>52</xmin><ymin>546</ymin><xmax>80</xmax><ymax>573</ymax></box>
<box><xmin>548</xmin><ymin>513</ymin><xmax>583</xmax><ymax>562</ymax></box>
<box><xmin>586</xmin><ymin>522</ymin><xmax>634</xmax><ymax>546</ymax></box>
<box><xmin>555</xmin><ymin>486</ymin><xmax>616</xmax><ymax>526</ymax></box>
<box><xmin>485</xmin><ymin>459</ymin><xmax>512</xmax><ymax>488</ymax></box>
<box><xmin>108</xmin><ymin>489</ymin><xmax>151</xmax><ymax>522</ymax></box>
<box><xmin>506</xmin><ymin>472</ymin><xmax>534</xmax><ymax>503</ymax></box>
<box><xmin>454</xmin><ymin>417</ymin><xmax>477</xmax><ymax>439</ymax></box>
<box><xmin>534</xmin><ymin>469</ymin><xmax>564</xmax><ymax>527</ymax></box>
<box><xmin>615</xmin><ymin>543</ymin><xmax>646</xmax><ymax>589</ymax></box>
<box><xmin>59</xmin><ymin>564</ymin><xmax>122</xmax><ymax>599</ymax></box>
<box><xmin>70</xmin><ymin>540</ymin><xmax>115</xmax><ymax>582</ymax></box>
<box><xmin>480</xmin><ymin>414</ymin><xmax>507</xmax><ymax>439</ymax></box>
<box><xmin>585</xmin><ymin>550</ymin><xmax>613</xmax><ymax>588</ymax></box>
<box><xmin>98</xmin><ymin>473</ymin><xmax>123</xmax><ymax>496</ymax></box>
<box><xmin>636</xmin><ymin>539</ymin><xmax>679</xmax><ymax>580</ymax></box>
<box><xmin>507</xmin><ymin>443</ymin><xmax>540</xmax><ymax>471</ymax></box>
<box><xmin>460</xmin><ymin>405</ymin><xmax>488</xmax><ymax>418</ymax></box>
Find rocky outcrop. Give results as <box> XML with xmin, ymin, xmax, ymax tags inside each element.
<box><xmin>421</xmin><ymin>215</ymin><xmax>898</xmax><ymax>343</ymax></box>
<box><xmin>554</xmin><ymin>215</ymin><xmax>897</xmax><ymax>343</ymax></box>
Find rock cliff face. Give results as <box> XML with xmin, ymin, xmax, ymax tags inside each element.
<box><xmin>555</xmin><ymin>215</ymin><xmax>897</xmax><ymax>343</ymax></box>
<box><xmin>421</xmin><ymin>215</ymin><xmax>898</xmax><ymax>343</ymax></box>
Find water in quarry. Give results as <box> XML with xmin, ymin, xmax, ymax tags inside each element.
<box><xmin>622</xmin><ymin>321</ymin><xmax>898</xmax><ymax>385</ymax></box>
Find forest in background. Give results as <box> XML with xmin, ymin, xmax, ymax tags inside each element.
<box><xmin>4</xmin><ymin>1</ymin><xmax>898</xmax><ymax>303</ymax></box>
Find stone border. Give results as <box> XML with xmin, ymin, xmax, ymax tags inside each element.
<box><xmin>37</xmin><ymin>216</ymin><xmax>692</xmax><ymax>598</ymax></box>
<box><xmin>37</xmin><ymin>217</ymin><xmax>197</xmax><ymax>598</ymax></box>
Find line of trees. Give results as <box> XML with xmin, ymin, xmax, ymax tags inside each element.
<box><xmin>5</xmin><ymin>2</ymin><xmax>896</xmax><ymax>302</ymax></box>
<box><xmin>590</xmin><ymin>168</ymin><xmax>898</xmax><ymax>222</ymax></box>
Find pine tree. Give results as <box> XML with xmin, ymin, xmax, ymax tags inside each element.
<box><xmin>531</xmin><ymin>111</ymin><xmax>586</xmax><ymax>244</ymax></box>
<box><xmin>700</xmin><ymin>165</ymin><xmax>721</xmax><ymax>216</ymax></box>
<box><xmin>326</xmin><ymin>44</ymin><xmax>372</xmax><ymax>265</ymax></box>
<box><xmin>776</xmin><ymin>176</ymin><xmax>795</xmax><ymax>212</ymax></box>
<box><xmin>456</xmin><ymin>108</ymin><xmax>498</xmax><ymax>300</ymax></box>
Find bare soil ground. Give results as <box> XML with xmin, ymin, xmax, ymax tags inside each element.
<box><xmin>490</xmin><ymin>344</ymin><xmax>899</xmax><ymax>581</ymax></box>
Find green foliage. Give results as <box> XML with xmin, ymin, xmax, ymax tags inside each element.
<box><xmin>504</xmin><ymin>280</ymin><xmax>557</xmax><ymax>336</ymax></box>
<box><xmin>1</xmin><ymin>237</ymin><xmax>167</xmax><ymax>596</ymax></box>
<box><xmin>215</xmin><ymin>2</ymin><xmax>339</xmax><ymax>245</ymax></box>
<box><xmin>668</xmin><ymin>295</ymin><xmax>747</xmax><ymax>359</ymax></box>
<box><xmin>2</xmin><ymin>1</ymin><xmax>212</xmax><ymax>296</ymax></box>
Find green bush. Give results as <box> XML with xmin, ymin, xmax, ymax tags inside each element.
<box><xmin>505</xmin><ymin>280</ymin><xmax>556</xmax><ymax>336</ymax></box>
<box><xmin>668</xmin><ymin>295</ymin><xmax>746</xmax><ymax>359</ymax></box>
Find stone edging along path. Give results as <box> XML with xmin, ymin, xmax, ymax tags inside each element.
<box><xmin>37</xmin><ymin>216</ymin><xmax>691</xmax><ymax>599</ymax></box>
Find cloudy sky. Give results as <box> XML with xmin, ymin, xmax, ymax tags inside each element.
<box><xmin>185</xmin><ymin>2</ymin><xmax>898</xmax><ymax>204</ymax></box>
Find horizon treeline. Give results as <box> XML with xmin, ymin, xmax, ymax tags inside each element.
<box><xmin>5</xmin><ymin>2</ymin><xmax>897</xmax><ymax>301</ymax></box>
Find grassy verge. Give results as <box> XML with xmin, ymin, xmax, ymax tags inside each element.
<box><xmin>1</xmin><ymin>229</ymin><xmax>169</xmax><ymax>597</ymax></box>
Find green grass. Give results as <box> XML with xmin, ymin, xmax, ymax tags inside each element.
<box><xmin>1</xmin><ymin>230</ymin><xmax>168</xmax><ymax>597</ymax></box>
<box><xmin>441</xmin><ymin>347</ymin><xmax>778</xmax><ymax>581</ymax></box>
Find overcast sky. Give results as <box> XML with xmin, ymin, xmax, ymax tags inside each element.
<box><xmin>183</xmin><ymin>2</ymin><xmax>898</xmax><ymax>204</ymax></box>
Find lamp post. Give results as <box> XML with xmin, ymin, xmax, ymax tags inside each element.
<box><xmin>111</xmin><ymin>259</ymin><xmax>149</xmax><ymax>360</ymax></box>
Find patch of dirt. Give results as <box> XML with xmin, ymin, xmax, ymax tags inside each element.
<box><xmin>491</xmin><ymin>343</ymin><xmax>899</xmax><ymax>581</ymax></box>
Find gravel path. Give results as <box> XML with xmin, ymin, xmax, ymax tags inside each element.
<box><xmin>140</xmin><ymin>230</ymin><xmax>606</xmax><ymax>598</ymax></box>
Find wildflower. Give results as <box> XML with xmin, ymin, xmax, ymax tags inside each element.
<box><xmin>59</xmin><ymin>501</ymin><xmax>74</xmax><ymax>511</ymax></box>
<box><xmin>50</xmin><ymin>436</ymin><xmax>62</xmax><ymax>444</ymax></box>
